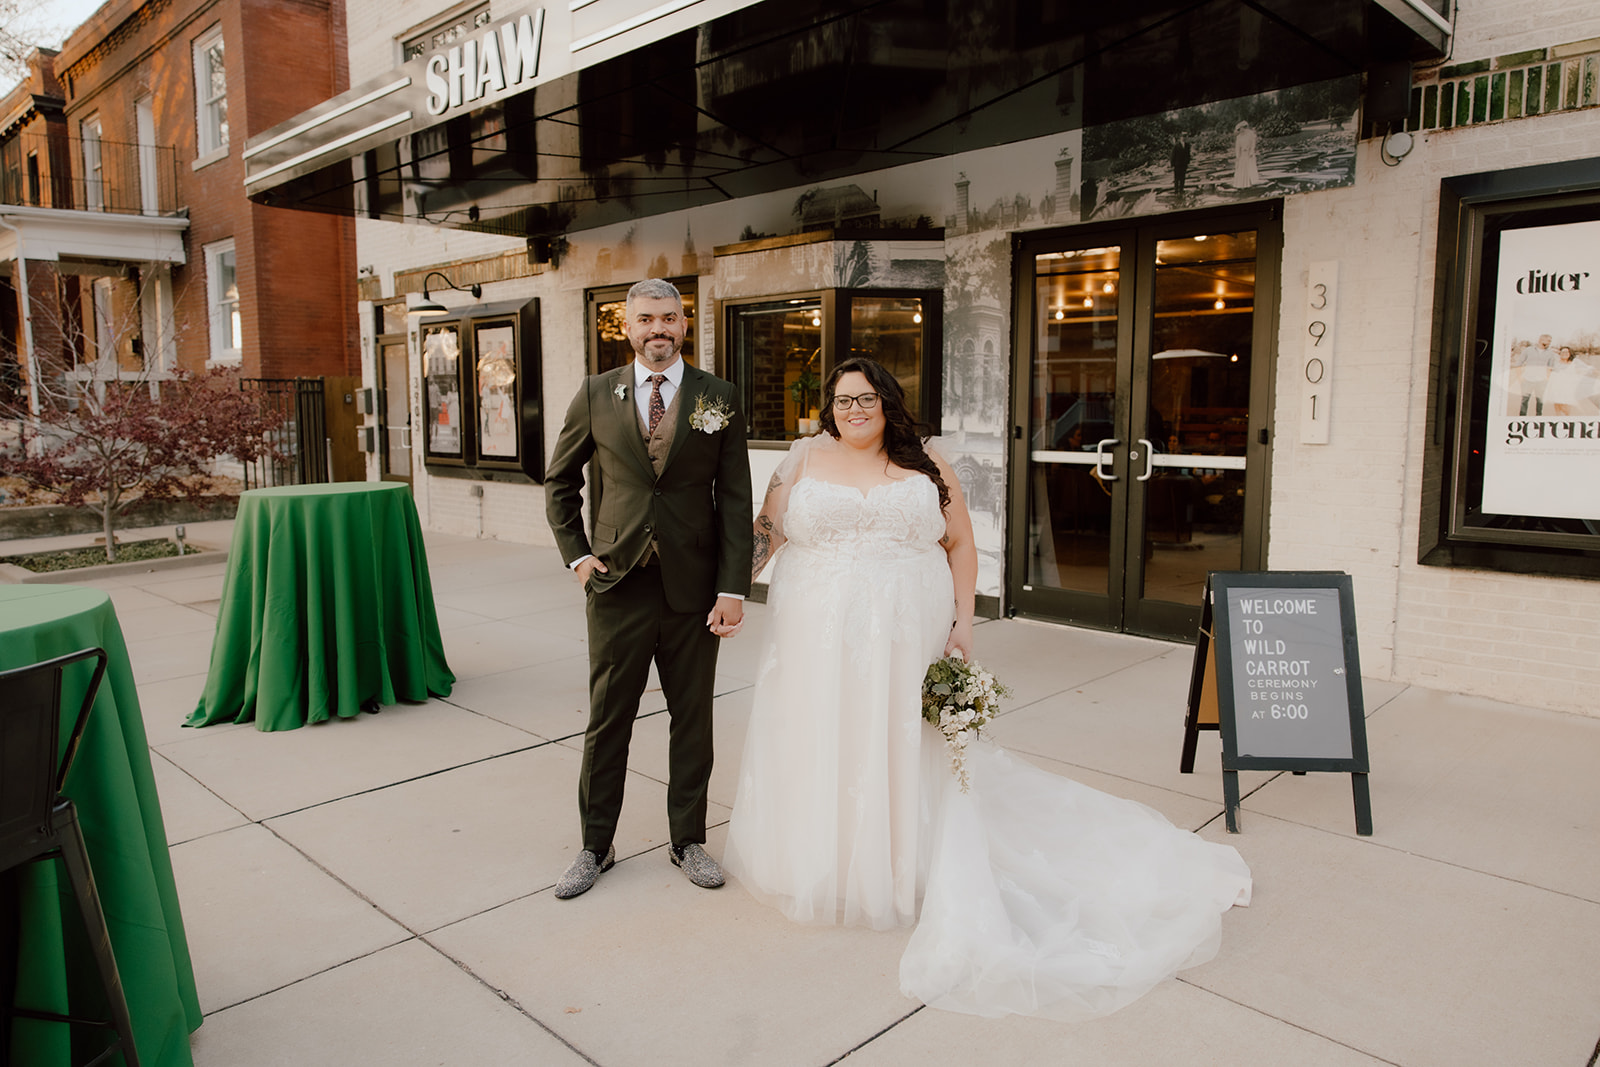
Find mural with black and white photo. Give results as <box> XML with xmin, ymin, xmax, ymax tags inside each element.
<box><xmin>935</xmin><ymin>132</ymin><xmax>1083</xmax><ymax>597</ymax></box>
<box><xmin>1082</xmin><ymin>76</ymin><xmax>1361</xmax><ymax>220</ymax></box>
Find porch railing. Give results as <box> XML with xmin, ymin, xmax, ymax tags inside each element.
<box><xmin>0</xmin><ymin>131</ymin><xmax>180</xmax><ymax>216</ymax></box>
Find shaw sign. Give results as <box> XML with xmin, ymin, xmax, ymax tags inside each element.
<box><xmin>424</xmin><ymin>11</ymin><xmax>546</xmax><ymax>116</ymax></box>
<box><xmin>242</xmin><ymin>7</ymin><xmax>548</xmax><ymax>192</ymax></box>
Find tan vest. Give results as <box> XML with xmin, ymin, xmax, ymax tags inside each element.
<box><xmin>634</xmin><ymin>381</ymin><xmax>681</xmax><ymax>564</ymax></box>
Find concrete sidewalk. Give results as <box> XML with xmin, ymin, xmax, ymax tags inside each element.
<box><xmin>11</xmin><ymin>521</ymin><xmax>1600</xmax><ymax>1066</ymax></box>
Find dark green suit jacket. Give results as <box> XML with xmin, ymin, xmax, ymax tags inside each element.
<box><xmin>545</xmin><ymin>363</ymin><xmax>753</xmax><ymax>613</ymax></box>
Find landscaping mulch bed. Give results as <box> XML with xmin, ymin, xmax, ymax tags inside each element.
<box><xmin>0</xmin><ymin>539</ymin><xmax>201</xmax><ymax>573</ymax></box>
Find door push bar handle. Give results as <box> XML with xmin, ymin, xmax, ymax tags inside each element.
<box><xmin>1136</xmin><ymin>438</ymin><xmax>1155</xmax><ymax>481</ymax></box>
<box><xmin>1095</xmin><ymin>437</ymin><xmax>1121</xmax><ymax>481</ymax></box>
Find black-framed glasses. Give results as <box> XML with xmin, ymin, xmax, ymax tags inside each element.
<box><xmin>832</xmin><ymin>392</ymin><xmax>880</xmax><ymax>411</ymax></box>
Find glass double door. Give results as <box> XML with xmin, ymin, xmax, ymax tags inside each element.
<box><xmin>1009</xmin><ymin>209</ymin><xmax>1279</xmax><ymax>639</ymax></box>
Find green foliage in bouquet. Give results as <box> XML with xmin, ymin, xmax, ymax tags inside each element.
<box><xmin>921</xmin><ymin>655</ymin><xmax>1013</xmax><ymax>792</ymax></box>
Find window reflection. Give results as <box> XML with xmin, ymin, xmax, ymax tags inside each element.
<box><xmin>732</xmin><ymin>298</ymin><xmax>823</xmax><ymax>441</ymax></box>
<box><xmin>849</xmin><ymin>296</ymin><xmax>924</xmax><ymax>418</ymax></box>
<box><xmin>592</xmin><ymin>288</ymin><xmax>696</xmax><ymax>373</ymax></box>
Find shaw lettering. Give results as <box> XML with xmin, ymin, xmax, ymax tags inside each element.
<box><xmin>425</xmin><ymin>11</ymin><xmax>544</xmax><ymax>116</ymax></box>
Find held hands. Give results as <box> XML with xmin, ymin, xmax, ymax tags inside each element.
<box><xmin>944</xmin><ymin>619</ymin><xmax>974</xmax><ymax>662</ymax></box>
<box><xmin>708</xmin><ymin>595</ymin><xmax>744</xmax><ymax>638</ymax></box>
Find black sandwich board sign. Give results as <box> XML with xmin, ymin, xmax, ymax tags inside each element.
<box><xmin>1181</xmin><ymin>571</ymin><xmax>1372</xmax><ymax>836</ymax></box>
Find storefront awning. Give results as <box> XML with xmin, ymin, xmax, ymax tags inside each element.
<box><xmin>245</xmin><ymin>0</ymin><xmax>1450</xmax><ymax>239</ymax></box>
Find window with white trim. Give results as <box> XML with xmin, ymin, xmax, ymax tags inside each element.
<box><xmin>205</xmin><ymin>239</ymin><xmax>241</xmax><ymax>363</ymax></box>
<box><xmin>135</xmin><ymin>95</ymin><xmax>158</xmax><ymax>214</ymax></box>
<box><xmin>81</xmin><ymin>113</ymin><xmax>103</xmax><ymax>211</ymax></box>
<box><xmin>192</xmin><ymin>25</ymin><xmax>228</xmax><ymax>159</ymax></box>
<box><xmin>91</xmin><ymin>277</ymin><xmax>114</xmax><ymax>362</ymax></box>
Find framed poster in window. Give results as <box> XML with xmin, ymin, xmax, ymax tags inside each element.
<box><xmin>473</xmin><ymin>321</ymin><xmax>519</xmax><ymax>463</ymax></box>
<box><xmin>422</xmin><ymin>323</ymin><xmax>463</xmax><ymax>462</ymax></box>
<box><xmin>1421</xmin><ymin>158</ymin><xmax>1600</xmax><ymax>578</ymax></box>
<box><xmin>416</xmin><ymin>297</ymin><xmax>543</xmax><ymax>478</ymax></box>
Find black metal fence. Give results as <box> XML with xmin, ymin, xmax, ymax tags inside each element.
<box><xmin>0</xmin><ymin>131</ymin><xmax>180</xmax><ymax>216</ymax></box>
<box><xmin>241</xmin><ymin>378</ymin><xmax>329</xmax><ymax>488</ymax></box>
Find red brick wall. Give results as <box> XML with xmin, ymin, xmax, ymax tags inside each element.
<box><xmin>56</xmin><ymin>0</ymin><xmax>356</xmax><ymax>379</ymax></box>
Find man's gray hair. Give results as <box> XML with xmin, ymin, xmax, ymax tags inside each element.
<box><xmin>626</xmin><ymin>278</ymin><xmax>682</xmax><ymax>314</ymax></box>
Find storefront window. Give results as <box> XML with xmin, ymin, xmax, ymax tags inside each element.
<box><xmin>726</xmin><ymin>289</ymin><xmax>941</xmax><ymax>443</ymax></box>
<box><xmin>1421</xmin><ymin>162</ymin><xmax>1600</xmax><ymax>578</ymax></box>
<box><xmin>731</xmin><ymin>297</ymin><xmax>825</xmax><ymax>441</ymax></box>
<box><xmin>847</xmin><ymin>295</ymin><xmax>930</xmax><ymax>419</ymax></box>
<box><xmin>415</xmin><ymin>297</ymin><xmax>542</xmax><ymax>477</ymax></box>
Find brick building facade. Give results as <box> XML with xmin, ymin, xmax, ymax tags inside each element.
<box><xmin>0</xmin><ymin>0</ymin><xmax>358</xmax><ymax>397</ymax></box>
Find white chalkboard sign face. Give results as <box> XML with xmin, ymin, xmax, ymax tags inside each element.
<box><xmin>1223</xmin><ymin>587</ymin><xmax>1351</xmax><ymax>759</ymax></box>
<box><xmin>1209</xmin><ymin>572</ymin><xmax>1369</xmax><ymax>773</ymax></box>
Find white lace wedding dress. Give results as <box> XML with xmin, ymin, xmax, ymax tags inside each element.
<box><xmin>722</xmin><ymin>444</ymin><xmax>1252</xmax><ymax>1021</ymax></box>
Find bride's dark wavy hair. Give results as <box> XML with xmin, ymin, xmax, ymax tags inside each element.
<box><xmin>819</xmin><ymin>356</ymin><xmax>950</xmax><ymax>512</ymax></box>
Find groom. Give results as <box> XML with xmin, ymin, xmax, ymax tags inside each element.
<box><xmin>545</xmin><ymin>278</ymin><xmax>752</xmax><ymax>898</ymax></box>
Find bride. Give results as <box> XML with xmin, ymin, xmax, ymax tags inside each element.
<box><xmin>722</xmin><ymin>357</ymin><xmax>1252</xmax><ymax>1021</ymax></box>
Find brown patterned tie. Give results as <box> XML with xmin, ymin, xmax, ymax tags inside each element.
<box><xmin>647</xmin><ymin>374</ymin><xmax>667</xmax><ymax>436</ymax></box>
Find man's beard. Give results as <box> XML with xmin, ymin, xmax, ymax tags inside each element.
<box><xmin>635</xmin><ymin>336</ymin><xmax>681</xmax><ymax>366</ymax></box>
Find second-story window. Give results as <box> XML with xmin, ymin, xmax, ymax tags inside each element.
<box><xmin>81</xmin><ymin>114</ymin><xmax>103</xmax><ymax>211</ymax></box>
<box><xmin>192</xmin><ymin>25</ymin><xmax>228</xmax><ymax>160</ymax></box>
<box><xmin>400</xmin><ymin>3</ymin><xmax>491</xmax><ymax>63</ymax></box>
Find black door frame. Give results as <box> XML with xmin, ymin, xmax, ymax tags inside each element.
<box><xmin>1006</xmin><ymin>202</ymin><xmax>1282</xmax><ymax>640</ymax></box>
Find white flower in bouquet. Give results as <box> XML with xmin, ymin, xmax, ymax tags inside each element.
<box><xmin>920</xmin><ymin>653</ymin><xmax>1012</xmax><ymax>793</ymax></box>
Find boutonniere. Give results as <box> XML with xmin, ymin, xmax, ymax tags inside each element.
<box><xmin>614</xmin><ymin>381</ymin><xmax>628</xmax><ymax>401</ymax></box>
<box><xmin>688</xmin><ymin>394</ymin><xmax>733</xmax><ymax>434</ymax></box>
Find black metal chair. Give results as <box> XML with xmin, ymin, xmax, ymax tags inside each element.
<box><xmin>0</xmin><ymin>647</ymin><xmax>141</xmax><ymax>1067</ymax></box>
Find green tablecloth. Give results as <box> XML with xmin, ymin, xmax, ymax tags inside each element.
<box><xmin>1</xmin><ymin>584</ymin><xmax>202</xmax><ymax>1067</ymax></box>
<box><xmin>187</xmin><ymin>482</ymin><xmax>454</xmax><ymax>732</ymax></box>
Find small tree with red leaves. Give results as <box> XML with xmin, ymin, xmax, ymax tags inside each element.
<box><xmin>3</xmin><ymin>368</ymin><xmax>285</xmax><ymax>560</ymax></box>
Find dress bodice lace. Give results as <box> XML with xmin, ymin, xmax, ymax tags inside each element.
<box><xmin>783</xmin><ymin>476</ymin><xmax>946</xmax><ymax>558</ymax></box>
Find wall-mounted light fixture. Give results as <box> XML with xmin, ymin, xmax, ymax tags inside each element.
<box><xmin>409</xmin><ymin>271</ymin><xmax>482</xmax><ymax>317</ymax></box>
<box><xmin>1381</xmin><ymin>129</ymin><xmax>1415</xmax><ymax>165</ymax></box>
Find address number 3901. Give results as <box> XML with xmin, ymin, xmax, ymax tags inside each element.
<box><xmin>1301</xmin><ymin>263</ymin><xmax>1337</xmax><ymax>445</ymax></box>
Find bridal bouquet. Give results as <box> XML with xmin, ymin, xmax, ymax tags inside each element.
<box><xmin>921</xmin><ymin>653</ymin><xmax>1011</xmax><ymax>793</ymax></box>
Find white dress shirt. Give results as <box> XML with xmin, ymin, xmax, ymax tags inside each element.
<box><xmin>634</xmin><ymin>357</ymin><xmax>684</xmax><ymax>427</ymax></box>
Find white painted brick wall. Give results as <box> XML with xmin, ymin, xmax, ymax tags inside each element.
<box><xmin>1277</xmin><ymin>92</ymin><xmax>1600</xmax><ymax>715</ymax></box>
<box><xmin>1450</xmin><ymin>5</ymin><xmax>1600</xmax><ymax>61</ymax></box>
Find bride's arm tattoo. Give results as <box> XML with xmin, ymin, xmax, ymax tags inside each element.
<box><xmin>752</xmin><ymin>514</ymin><xmax>775</xmax><ymax>578</ymax></box>
<box><xmin>751</xmin><ymin>471</ymin><xmax>783</xmax><ymax>579</ymax></box>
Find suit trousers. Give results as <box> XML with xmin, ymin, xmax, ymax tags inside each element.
<box><xmin>580</xmin><ymin>561</ymin><xmax>720</xmax><ymax>854</ymax></box>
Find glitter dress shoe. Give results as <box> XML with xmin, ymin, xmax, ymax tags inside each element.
<box><xmin>669</xmin><ymin>842</ymin><xmax>725</xmax><ymax>888</ymax></box>
<box><xmin>554</xmin><ymin>846</ymin><xmax>616</xmax><ymax>899</ymax></box>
